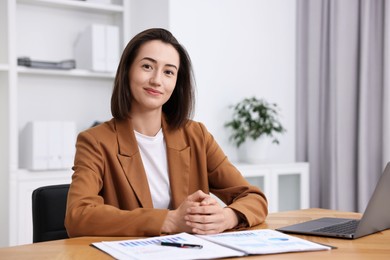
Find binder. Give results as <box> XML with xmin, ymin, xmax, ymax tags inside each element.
<box><xmin>47</xmin><ymin>122</ymin><xmax>62</xmax><ymax>169</ymax></box>
<box><xmin>20</xmin><ymin>121</ymin><xmax>77</xmax><ymax>171</ymax></box>
<box><xmin>74</xmin><ymin>24</ymin><xmax>106</xmax><ymax>72</ymax></box>
<box><xmin>61</xmin><ymin>122</ymin><xmax>77</xmax><ymax>168</ymax></box>
<box><xmin>74</xmin><ymin>24</ymin><xmax>119</xmax><ymax>72</ymax></box>
<box><xmin>106</xmin><ymin>25</ymin><xmax>120</xmax><ymax>72</ymax></box>
<box><xmin>20</xmin><ymin>122</ymin><xmax>49</xmax><ymax>170</ymax></box>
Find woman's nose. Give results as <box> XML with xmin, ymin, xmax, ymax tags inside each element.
<box><xmin>150</xmin><ymin>71</ymin><xmax>162</xmax><ymax>86</ymax></box>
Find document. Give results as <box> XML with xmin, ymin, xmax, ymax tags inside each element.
<box><xmin>91</xmin><ymin>229</ymin><xmax>331</xmax><ymax>260</ymax></box>
<box><xmin>92</xmin><ymin>232</ymin><xmax>244</xmax><ymax>260</ymax></box>
<box><xmin>198</xmin><ymin>229</ymin><xmax>330</xmax><ymax>255</ymax></box>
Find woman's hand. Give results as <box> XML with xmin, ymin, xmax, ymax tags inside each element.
<box><xmin>161</xmin><ymin>190</ymin><xmax>210</xmax><ymax>234</ymax></box>
<box><xmin>184</xmin><ymin>194</ymin><xmax>239</xmax><ymax>235</ymax></box>
<box><xmin>162</xmin><ymin>190</ymin><xmax>239</xmax><ymax>235</ymax></box>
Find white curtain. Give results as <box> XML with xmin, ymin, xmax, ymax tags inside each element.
<box><xmin>296</xmin><ymin>0</ymin><xmax>390</xmax><ymax>212</ymax></box>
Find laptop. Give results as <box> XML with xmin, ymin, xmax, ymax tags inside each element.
<box><xmin>276</xmin><ymin>162</ymin><xmax>390</xmax><ymax>239</ymax></box>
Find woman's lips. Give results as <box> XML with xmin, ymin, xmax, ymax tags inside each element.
<box><xmin>144</xmin><ymin>88</ymin><xmax>162</xmax><ymax>95</ymax></box>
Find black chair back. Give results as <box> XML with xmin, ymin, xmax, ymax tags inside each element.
<box><xmin>32</xmin><ymin>184</ymin><xmax>70</xmax><ymax>243</ymax></box>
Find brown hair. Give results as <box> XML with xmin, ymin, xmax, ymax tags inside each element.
<box><xmin>111</xmin><ymin>28</ymin><xmax>195</xmax><ymax>129</ymax></box>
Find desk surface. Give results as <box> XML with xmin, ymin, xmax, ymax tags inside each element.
<box><xmin>1</xmin><ymin>208</ymin><xmax>389</xmax><ymax>259</ymax></box>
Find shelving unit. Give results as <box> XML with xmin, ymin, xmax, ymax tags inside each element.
<box><xmin>1</xmin><ymin>0</ymin><xmax>130</xmax><ymax>246</ymax></box>
<box><xmin>235</xmin><ymin>162</ymin><xmax>309</xmax><ymax>213</ymax></box>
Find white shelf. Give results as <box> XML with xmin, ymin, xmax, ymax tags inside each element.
<box><xmin>17</xmin><ymin>66</ymin><xmax>115</xmax><ymax>79</ymax></box>
<box><xmin>17</xmin><ymin>0</ymin><xmax>124</xmax><ymax>13</ymax></box>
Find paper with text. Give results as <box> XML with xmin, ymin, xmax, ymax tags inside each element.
<box><xmin>92</xmin><ymin>229</ymin><xmax>330</xmax><ymax>259</ymax></box>
<box><xmin>92</xmin><ymin>232</ymin><xmax>244</xmax><ymax>260</ymax></box>
<box><xmin>198</xmin><ymin>229</ymin><xmax>331</xmax><ymax>255</ymax></box>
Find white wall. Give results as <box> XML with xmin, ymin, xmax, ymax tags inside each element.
<box><xmin>130</xmin><ymin>0</ymin><xmax>169</xmax><ymax>34</ymax></box>
<box><xmin>169</xmin><ymin>0</ymin><xmax>296</xmax><ymax>163</ymax></box>
<box><xmin>132</xmin><ymin>0</ymin><xmax>297</xmax><ymax>163</ymax></box>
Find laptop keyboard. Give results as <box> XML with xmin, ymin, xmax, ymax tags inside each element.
<box><xmin>313</xmin><ymin>219</ymin><xmax>360</xmax><ymax>234</ymax></box>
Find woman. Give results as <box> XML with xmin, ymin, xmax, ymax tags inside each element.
<box><xmin>65</xmin><ymin>28</ymin><xmax>268</xmax><ymax>237</ymax></box>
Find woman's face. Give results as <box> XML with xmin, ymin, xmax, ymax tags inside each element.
<box><xmin>129</xmin><ymin>40</ymin><xmax>180</xmax><ymax>114</ymax></box>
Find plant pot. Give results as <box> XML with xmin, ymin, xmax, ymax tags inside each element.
<box><xmin>237</xmin><ymin>136</ymin><xmax>272</xmax><ymax>164</ymax></box>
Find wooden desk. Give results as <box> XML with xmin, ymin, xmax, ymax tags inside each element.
<box><xmin>1</xmin><ymin>208</ymin><xmax>389</xmax><ymax>259</ymax></box>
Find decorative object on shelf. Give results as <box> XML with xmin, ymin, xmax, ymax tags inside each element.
<box><xmin>17</xmin><ymin>57</ymin><xmax>76</xmax><ymax>70</ymax></box>
<box><xmin>74</xmin><ymin>24</ymin><xmax>120</xmax><ymax>72</ymax></box>
<box><xmin>19</xmin><ymin>121</ymin><xmax>77</xmax><ymax>171</ymax></box>
<box><xmin>225</xmin><ymin>96</ymin><xmax>286</xmax><ymax>163</ymax></box>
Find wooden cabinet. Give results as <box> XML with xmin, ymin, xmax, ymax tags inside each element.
<box><xmin>235</xmin><ymin>163</ymin><xmax>309</xmax><ymax>213</ymax></box>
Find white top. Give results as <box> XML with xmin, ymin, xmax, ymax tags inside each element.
<box><xmin>134</xmin><ymin>129</ymin><xmax>171</xmax><ymax>209</ymax></box>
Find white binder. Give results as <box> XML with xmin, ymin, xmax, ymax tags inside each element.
<box><xmin>74</xmin><ymin>24</ymin><xmax>119</xmax><ymax>72</ymax></box>
<box><xmin>20</xmin><ymin>121</ymin><xmax>76</xmax><ymax>171</ymax></box>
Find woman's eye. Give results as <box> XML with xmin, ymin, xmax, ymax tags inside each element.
<box><xmin>142</xmin><ymin>64</ymin><xmax>152</xmax><ymax>70</ymax></box>
<box><xmin>165</xmin><ymin>70</ymin><xmax>175</xmax><ymax>76</ymax></box>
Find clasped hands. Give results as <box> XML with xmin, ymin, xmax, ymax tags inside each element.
<box><xmin>162</xmin><ymin>190</ymin><xmax>239</xmax><ymax>235</ymax></box>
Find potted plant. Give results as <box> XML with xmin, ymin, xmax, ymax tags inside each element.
<box><xmin>224</xmin><ymin>97</ymin><xmax>286</xmax><ymax>163</ymax></box>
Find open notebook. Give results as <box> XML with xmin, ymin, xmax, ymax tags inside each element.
<box><xmin>277</xmin><ymin>162</ymin><xmax>390</xmax><ymax>239</ymax></box>
<box><xmin>91</xmin><ymin>229</ymin><xmax>330</xmax><ymax>260</ymax></box>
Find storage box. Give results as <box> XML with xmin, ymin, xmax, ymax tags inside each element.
<box><xmin>74</xmin><ymin>24</ymin><xmax>120</xmax><ymax>72</ymax></box>
<box><xmin>19</xmin><ymin>121</ymin><xmax>77</xmax><ymax>171</ymax></box>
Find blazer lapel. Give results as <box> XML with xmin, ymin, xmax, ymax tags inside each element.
<box><xmin>162</xmin><ymin>119</ymin><xmax>191</xmax><ymax>209</ymax></box>
<box><xmin>115</xmin><ymin>118</ymin><xmax>154</xmax><ymax>208</ymax></box>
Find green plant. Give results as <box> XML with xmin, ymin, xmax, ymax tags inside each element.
<box><xmin>224</xmin><ymin>97</ymin><xmax>286</xmax><ymax>148</ymax></box>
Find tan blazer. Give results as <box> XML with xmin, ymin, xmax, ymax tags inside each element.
<box><xmin>65</xmin><ymin>117</ymin><xmax>268</xmax><ymax>237</ymax></box>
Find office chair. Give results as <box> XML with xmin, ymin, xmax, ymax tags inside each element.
<box><xmin>32</xmin><ymin>184</ymin><xmax>70</xmax><ymax>243</ymax></box>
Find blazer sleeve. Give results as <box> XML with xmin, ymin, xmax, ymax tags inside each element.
<box><xmin>198</xmin><ymin>122</ymin><xmax>268</xmax><ymax>227</ymax></box>
<box><xmin>65</xmin><ymin>130</ymin><xmax>169</xmax><ymax>237</ymax></box>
